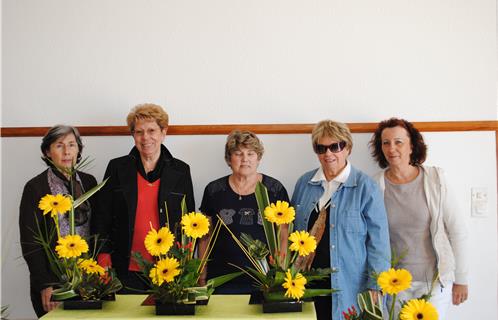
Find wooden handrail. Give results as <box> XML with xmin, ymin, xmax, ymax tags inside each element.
<box><xmin>1</xmin><ymin>121</ymin><xmax>497</xmax><ymax>137</ymax></box>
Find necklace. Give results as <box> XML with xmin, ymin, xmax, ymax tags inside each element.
<box><xmin>232</xmin><ymin>182</ymin><xmax>243</xmax><ymax>200</ymax></box>
<box><xmin>230</xmin><ymin>175</ymin><xmax>258</xmax><ymax>201</ymax></box>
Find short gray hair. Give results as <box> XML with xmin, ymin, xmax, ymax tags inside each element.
<box><xmin>41</xmin><ymin>125</ymin><xmax>84</xmax><ymax>166</ymax></box>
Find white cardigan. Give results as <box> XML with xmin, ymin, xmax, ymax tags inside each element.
<box><xmin>374</xmin><ymin>165</ymin><xmax>469</xmax><ymax>285</ymax></box>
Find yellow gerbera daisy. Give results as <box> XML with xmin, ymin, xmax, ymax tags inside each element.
<box><xmin>377</xmin><ymin>268</ymin><xmax>412</xmax><ymax>295</ymax></box>
<box><xmin>282</xmin><ymin>270</ymin><xmax>307</xmax><ymax>300</ymax></box>
<box><xmin>400</xmin><ymin>299</ymin><xmax>438</xmax><ymax>320</ymax></box>
<box><xmin>181</xmin><ymin>212</ymin><xmax>210</xmax><ymax>239</ymax></box>
<box><xmin>149</xmin><ymin>266</ymin><xmax>163</xmax><ymax>286</ymax></box>
<box><xmin>38</xmin><ymin>194</ymin><xmax>72</xmax><ymax>217</ymax></box>
<box><xmin>264</xmin><ymin>201</ymin><xmax>295</xmax><ymax>225</ymax></box>
<box><xmin>144</xmin><ymin>226</ymin><xmax>174</xmax><ymax>256</ymax></box>
<box><xmin>151</xmin><ymin>257</ymin><xmax>181</xmax><ymax>284</ymax></box>
<box><xmin>78</xmin><ymin>258</ymin><xmax>105</xmax><ymax>276</ymax></box>
<box><xmin>288</xmin><ymin>231</ymin><xmax>317</xmax><ymax>256</ymax></box>
<box><xmin>55</xmin><ymin>234</ymin><xmax>89</xmax><ymax>259</ymax></box>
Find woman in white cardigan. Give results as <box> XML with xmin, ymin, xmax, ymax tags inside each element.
<box><xmin>369</xmin><ymin>118</ymin><xmax>468</xmax><ymax>319</ymax></box>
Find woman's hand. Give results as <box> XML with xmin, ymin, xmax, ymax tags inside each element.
<box><xmin>452</xmin><ymin>283</ymin><xmax>468</xmax><ymax>305</ymax></box>
<box><xmin>41</xmin><ymin>286</ymin><xmax>60</xmax><ymax>312</ymax></box>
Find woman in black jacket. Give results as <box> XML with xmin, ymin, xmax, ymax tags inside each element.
<box><xmin>92</xmin><ymin>104</ymin><xmax>195</xmax><ymax>292</ymax></box>
<box><xmin>19</xmin><ymin>125</ymin><xmax>97</xmax><ymax>318</ymax></box>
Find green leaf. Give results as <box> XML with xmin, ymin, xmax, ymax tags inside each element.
<box><xmin>245</xmin><ymin>267</ymin><xmax>270</xmax><ymax>285</ymax></box>
<box><xmin>51</xmin><ymin>288</ymin><xmax>78</xmax><ymax>301</ymax></box>
<box><xmin>206</xmin><ymin>271</ymin><xmax>243</xmax><ymax>289</ymax></box>
<box><xmin>263</xmin><ymin>291</ymin><xmax>289</xmax><ymax>302</ymax></box>
<box><xmin>302</xmin><ymin>267</ymin><xmax>335</xmax><ymax>282</ymax></box>
<box><xmin>390</xmin><ymin>247</ymin><xmax>408</xmax><ymax>268</ymax></box>
<box><xmin>357</xmin><ymin>290</ymin><xmax>383</xmax><ymax>319</ymax></box>
<box><xmin>73</xmin><ymin>178</ymin><xmax>108</xmax><ymax>209</ymax></box>
<box><xmin>263</xmin><ymin>288</ymin><xmax>336</xmax><ymax>302</ymax></box>
<box><xmin>1</xmin><ymin>305</ymin><xmax>9</xmax><ymax>318</ymax></box>
<box><xmin>181</xmin><ymin>195</ymin><xmax>187</xmax><ymax>215</ymax></box>
<box><xmin>255</xmin><ymin>182</ymin><xmax>277</xmax><ymax>258</ymax></box>
<box><xmin>183</xmin><ymin>258</ymin><xmax>202</xmax><ymax>273</ymax></box>
<box><xmin>273</xmin><ymin>270</ymin><xmax>286</xmax><ymax>286</ymax></box>
<box><xmin>302</xmin><ymin>288</ymin><xmax>336</xmax><ymax>299</ymax></box>
<box><xmin>240</xmin><ymin>233</ymin><xmax>269</xmax><ymax>259</ymax></box>
<box><xmin>30</xmin><ymin>212</ymin><xmax>65</xmax><ymax>278</ymax></box>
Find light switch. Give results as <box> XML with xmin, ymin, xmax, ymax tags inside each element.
<box><xmin>471</xmin><ymin>187</ymin><xmax>488</xmax><ymax>217</ymax></box>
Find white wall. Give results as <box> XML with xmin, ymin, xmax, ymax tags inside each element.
<box><xmin>2</xmin><ymin>0</ymin><xmax>496</xmax><ymax>126</ymax></box>
<box><xmin>1</xmin><ymin>1</ymin><xmax>496</xmax><ymax>319</ymax></box>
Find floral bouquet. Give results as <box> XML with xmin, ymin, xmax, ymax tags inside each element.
<box><xmin>343</xmin><ymin>268</ymin><xmax>438</xmax><ymax>320</ymax></box>
<box><xmin>220</xmin><ymin>182</ymin><xmax>334</xmax><ymax>313</ymax></box>
<box><xmin>133</xmin><ymin>198</ymin><xmax>241</xmax><ymax>315</ymax></box>
<box><xmin>378</xmin><ymin>268</ymin><xmax>438</xmax><ymax>320</ymax></box>
<box><xmin>33</xmin><ymin>162</ymin><xmax>122</xmax><ymax>307</ymax></box>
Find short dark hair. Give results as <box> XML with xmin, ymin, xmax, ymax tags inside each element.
<box><xmin>40</xmin><ymin>125</ymin><xmax>84</xmax><ymax>166</ymax></box>
<box><xmin>369</xmin><ymin>118</ymin><xmax>427</xmax><ymax>169</ymax></box>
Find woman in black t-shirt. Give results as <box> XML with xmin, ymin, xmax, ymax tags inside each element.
<box><xmin>199</xmin><ymin>130</ymin><xmax>289</xmax><ymax>293</ymax></box>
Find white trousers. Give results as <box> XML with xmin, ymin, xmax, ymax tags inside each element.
<box><xmin>385</xmin><ymin>281</ymin><xmax>452</xmax><ymax>320</ymax></box>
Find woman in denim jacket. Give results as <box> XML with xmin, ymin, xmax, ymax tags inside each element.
<box><xmin>291</xmin><ymin>120</ymin><xmax>390</xmax><ymax>320</ymax></box>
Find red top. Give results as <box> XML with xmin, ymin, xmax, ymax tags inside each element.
<box><xmin>128</xmin><ymin>173</ymin><xmax>160</xmax><ymax>271</ymax></box>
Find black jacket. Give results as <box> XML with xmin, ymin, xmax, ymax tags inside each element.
<box><xmin>19</xmin><ymin>169</ymin><xmax>97</xmax><ymax>317</ymax></box>
<box><xmin>92</xmin><ymin>145</ymin><xmax>195</xmax><ymax>275</ymax></box>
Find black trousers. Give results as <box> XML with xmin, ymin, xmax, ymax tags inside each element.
<box><xmin>117</xmin><ymin>271</ymin><xmax>150</xmax><ymax>294</ymax></box>
<box><xmin>30</xmin><ymin>287</ymin><xmax>45</xmax><ymax>319</ymax></box>
<box><xmin>314</xmin><ymin>295</ymin><xmax>332</xmax><ymax>320</ymax></box>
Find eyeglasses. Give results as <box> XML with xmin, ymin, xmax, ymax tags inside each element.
<box><xmin>314</xmin><ymin>141</ymin><xmax>347</xmax><ymax>154</ymax></box>
<box><xmin>132</xmin><ymin>128</ymin><xmax>161</xmax><ymax>137</ymax></box>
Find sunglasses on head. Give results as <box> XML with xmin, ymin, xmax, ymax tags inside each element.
<box><xmin>314</xmin><ymin>141</ymin><xmax>347</xmax><ymax>154</ymax></box>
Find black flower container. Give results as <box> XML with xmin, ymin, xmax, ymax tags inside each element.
<box><xmin>262</xmin><ymin>299</ymin><xmax>303</xmax><ymax>313</ymax></box>
<box><xmin>155</xmin><ymin>301</ymin><xmax>195</xmax><ymax>315</ymax></box>
<box><xmin>63</xmin><ymin>299</ymin><xmax>103</xmax><ymax>310</ymax></box>
<box><xmin>195</xmin><ymin>297</ymin><xmax>209</xmax><ymax>305</ymax></box>
<box><xmin>248</xmin><ymin>291</ymin><xmax>264</xmax><ymax>304</ymax></box>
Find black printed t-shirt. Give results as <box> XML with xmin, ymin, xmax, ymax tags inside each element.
<box><xmin>200</xmin><ymin>174</ymin><xmax>289</xmax><ymax>293</ymax></box>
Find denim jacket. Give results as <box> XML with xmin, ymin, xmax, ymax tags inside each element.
<box><xmin>291</xmin><ymin>165</ymin><xmax>391</xmax><ymax>319</ymax></box>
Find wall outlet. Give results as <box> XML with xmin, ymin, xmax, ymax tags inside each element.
<box><xmin>471</xmin><ymin>187</ymin><xmax>488</xmax><ymax>217</ymax></box>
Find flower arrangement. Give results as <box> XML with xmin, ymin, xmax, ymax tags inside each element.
<box><xmin>342</xmin><ymin>305</ymin><xmax>360</xmax><ymax>320</ymax></box>
<box><xmin>220</xmin><ymin>182</ymin><xmax>334</xmax><ymax>308</ymax></box>
<box><xmin>133</xmin><ymin>198</ymin><xmax>241</xmax><ymax>310</ymax></box>
<box><xmin>378</xmin><ymin>268</ymin><xmax>438</xmax><ymax>320</ymax></box>
<box><xmin>33</xmin><ymin>162</ymin><xmax>122</xmax><ymax>303</ymax></box>
<box><xmin>343</xmin><ymin>268</ymin><xmax>438</xmax><ymax>320</ymax></box>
